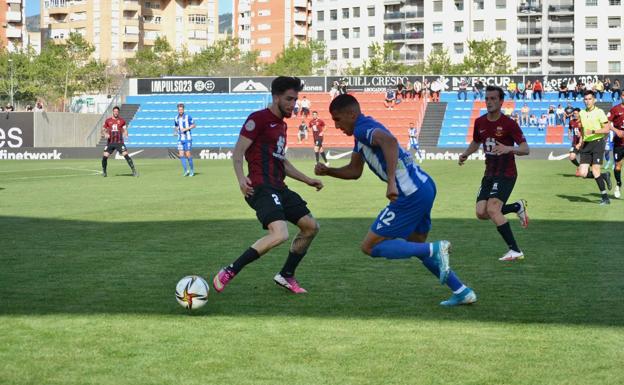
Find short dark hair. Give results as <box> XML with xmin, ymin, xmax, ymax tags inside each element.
<box><xmin>312</xmin><ymin>110</ymin><xmax>318</xmax><ymax>114</ymax></box>
<box><xmin>573</xmin><ymin>108</ymin><xmax>581</xmax><ymax>112</ymax></box>
<box><xmin>112</xmin><ymin>106</ymin><xmax>120</xmax><ymax>111</ymax></box>
<box><xmin>271</xmin><ymin>76</ymin><xmax>303</xmax><ymax>95</ymax></box>
<box><xmin>485</xmin><ymin>85</ymin><xmax>505</xmax><ymax>100</ymax></box>
<box><xmin>177</xmin><ymin>103</ymin><xmax>185</xmax><ymax>108</ymax></box>
<box><xmin>329</xmin><ymin>94</ymin><xmax>360</xmax><ymax>113</ymax></box>
<box><xmin>583</xmin><ymin>90</ymin><xmax>595</xmax><ymax>97</ymax></box>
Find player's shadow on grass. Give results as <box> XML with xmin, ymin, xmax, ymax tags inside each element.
<box><xmin>0</xmin><ymin>215</ymin><xmax>622</xmax><ymax>327</ymax></box>
<box><xmin>556</xmin><ymin>194</ymin><xmax>595</xmax><ymax>203</ymax></box>
<box><xmin>556</xmin><ymin>173</ymin><xmax>579</xmax><ymax>178</ymax></box>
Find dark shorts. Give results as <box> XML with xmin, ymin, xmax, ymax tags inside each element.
<box><xmin>614</xmin><ymin>147</ymin><xmax>624</xmax><ymax>163</ymax></box>
<box><xmin>580</xmin><ymin>138</ymin><xmax>605</xmax><ymax>165</ymax></box>
<box><xmin>476</xmin><ymin>176</ymin><xmax>517</xmax><ymax>204</ymax></box>
<box><xmin>245</xmin><ymin>185</ymin><xmax>311</xmax><ymax>229</ymax></box>
<box><xmin>314</xmin><ymin>138</ymin><xmax>324</xmax><ymax>147</ymax></box>
<box><xmin>104</xmin><ymin>142</ymin><xmax>127</xmax><ymax>154</ymax></box>
<box><xmin>569</xmin><ymin>145</ymin><xmax>579</xmax><ymax>154</ymax></box>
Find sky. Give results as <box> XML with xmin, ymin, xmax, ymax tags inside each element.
<box><xmin>26</xmin><ymin>0</ymin><xmax>233</xmax><ymax>17</ymax></box>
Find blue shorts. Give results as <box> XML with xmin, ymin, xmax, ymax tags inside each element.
<box><xmin>178</xmin><ymin>140</ymin><xmax>192</xmax><ymax>152</ymax></box>
<box><xmin>371</xmin><ymin>179</ymin><xmax>436</xmax><ymax>239</ymax></box>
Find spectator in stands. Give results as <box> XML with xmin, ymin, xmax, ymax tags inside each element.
<box><xmin>520</xmin><ymin>104</ymin><xmax>530</xmax><ymax>126</ymax></box>
<box><xmin>558</xmin><ymin>81</ymin><xmax>568</xmax><ymax>100</ymax></box>
<box><xmin>533</xmin><ymin>79</ymin><xmax>543</xmax><ymax>101</ymax></box>
<box><xmin>547</xmin><ymin>105</ymin><xmax>556</xmax><ymax>126</ymax></box>
<box><xmin>384</xmin><ymin>88</ymin><xmax>397</xmax><ymax>110</ymax></box>
<box><xmin>525</xmin><ymin>80</ymin><xmax>533</xmax><ymax>100</ymax></box>
<box><xmin>511</xmin><ymin>112</ymin><xmax>520</xmax><ymax>125</ymax></box>
<box><xmin>529</xmin><ymin>114</ymin><xmax>538</xmax><ymax>127</ymax></box>
<box><xmin>538</xmin><ymin>114</ymin><xmax>547</xmax><ymax>131</ymax></box>
<box><xmin>574</xmin><ymin>82</ymin><xmax>583</xmax><ymax>100</ymax></box>
<box><xmin>422</xmin><ymin>79</ymin><xmax>430</xmax><ymax>100</ymax></box>
<box><xmin>564</xmin><ymin>102</ymin><xmax>575</xmax><ymax>126</ymax></box>
<box><xmin>34</xmin><ymin>101</ymin><xmax>44</xmax><ymax>112</ymax></box>
<box><xmin>329</xmin><ymin>81</ymin><xmax>340</xmax><ymax>100</ymax></box>
<box><xmin>297</xmin><ymin>119</ymin><xmax>308</xmax><ymax>144</ymax></box>
<box><xmin>0</xmin><ymin>106</ymin><xmax>5</xmax><ymax>112</ymax></box>
<box><xmin>586</xmin><ymin>79</ymin><xmax>594</xmax><ymax>93</ymax></box>
<box><xmin>556</xmin><ymin>104</ymin><xmax>565</xmax><ymax>125</ymax></box>
<box><xmin>404</xmin><ymin>80</ymin><xmax>415</xmax><ymax>99</ymax></box>
<box><xmin>26</xmin><ymin>104</ymin><xmax>33</xmax><ymax>112</ymax></box>
<box><xmin>595</xmin><ymin>78</ymin><xmax>605</xmax><ymax>101</ymax></box>
<box><xmin>611</xmin><ymin>79</ymin><xmax>621</xmax><ymax>101</ymax></box>
<box><xmin>604</xmin><ymin>77</ymin><xmax>612</xmax><ymax>94</ymax></box>
<box><xmin>293</xmin><ymin>98</ymin><xmax>302</xmax><ymax>116</ymax></box>
<box><xmin>300</xmin><ymin>96</ymin><xmax>311</xmax><ymax>118</ymax></box>
<box><xmin>458</xmin><ymin>78</ymin><xmax>468</xmax><ymax>101</ymax></box>
<box><xmin>339</xmin><ymin>78</ymin><xmax>348</xmax><ymax>95</ymax></box>
<box><xmin>396</xmin><ymin>81</ymin><xmax>406</xmax><ymax>100</ymax></box>
<box><xmin>430</xmin><ymin>79</ymin><xmax>442</xmax><ymax>102</ymax></box>
<box><xmin>516</xmin><ymin>80</ymin><xmax>526</xmax><ymax>100</ymax></box>
<box><xmin>414</xmin><ymin>79</ymin><xmax>423</xmax><ymax>100</ymax></box>
<box><xmin>507</xmin><ymin>79</ymin><xmax>517</xmax><ymax>99</ymax></box>
<box><xmin>6</xmin><ymin>104</ymin><xmax>14</xmax><ymax>112</ymax></box>
<box><xmin>473</xmin><ymin>79</ymin><xmax>485</xmax><ymax>100</ymax></box>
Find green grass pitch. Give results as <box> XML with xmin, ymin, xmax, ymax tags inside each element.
<box><xmin>0</xmin><ymin>158</ymin><xmax>622</xmax><ymax>385</ymax></box>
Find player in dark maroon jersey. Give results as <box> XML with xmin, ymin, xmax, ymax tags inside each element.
<box><xmin>568</xmin><ymin>108</ymin><xmax>583</xmax><ymax>176</ymax></box>
<box><xmin>309</xmin><ymin>111</ymin><xmax>328</xmax><ymax>165</ymax></box>
<box><xmin>212</xmin><ymin>77</ymin><xmax>323</xmax><ymax>294</ymax></box>
<box><xmin>100</xmin><ymin>106</ymin><xmax>138</xmax><ymax>177</ymax></box>
<box><xmin>607</xmin><ymin>90</ymin><xmax>624</xmax><ymax>198</ymax></box>
<box><xmin>458</xmin><ymin>86</ymin><xmax>530</xmax><ymax>262</ymax></box>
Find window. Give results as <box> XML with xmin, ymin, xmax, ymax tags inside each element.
<box><xmin>353</xmin><ymin>27</ymin><xmax>360</xmax><ymax>38</ymax></box>
<box><xmin>330</xmin><ymin>49</ymin><xmax>337</xmax><ymax>60</ymax></box>
<box><xmin>454</xmin><ymin>42</ymin><xmax>464</xmax><ymax>54</ymax></box>
<box><xmin>585</xmin><ymin>16</ymin><xmax>598</xmax><ymax>28</ymax></box>
<box><xmin>145</xmin><ymin>2</ymin><xmax>160</xmax><ymax>9</ymax></box>
<box><xmin>585</xmin><ymin>0</ymin><xmax>597</xmax><ymax>5</ymax></box>
<box><xmin>342</xmin><ymin>8</ymin><xmax>349</xmax><ymax>19</ymax></box>
<box><xmin>496</xmin><ymin>0</ymin><xmax>506</xmax><ymax>8</ymax></box>
<box><xmin>609</xmin><ymin>61</ymin><xmax>621</xmax><ymax>73</ymax></box>
<box><xmin>454</xmin><ymin>21</ymin><xmax>464</xmax><ymax>32</ymax></box>
<box><xmin>330</xmin><ymin>29</ymin><xmax>337</xmax><ymax>40</ymax></box>
<box><xmin>330</xmin><ymin>9</ymin><xmax>337</xmax><ymax>20</ymax></box>
<box><xmin>585</xmin><ymin>61</ymin><xmax>597</xmax><ymax>73</ymax></box>
<box><xmin>433</xmin><ymin>23</ymin><xmax>443</xmax><ymax>33</ymax></box>
<box><xmin>454</xmin><ymin>0</ymin><xmax>464</xmax><ymax>11</ymax></box>
<box><xmin>353</xmin><ymin>7</ymin><xmax>360</xmax><ymax>17</ymax></box>
<box><xmin>257</xmin><ymin>9</ymin><xmax>271</xmax><ymax>16</ymax></box>
<box><xmin>609</xmin><ymin>0</ymin><xmax>621</xmax><ymax>5</ymax></box>
<box><xmin>342</xmin><ymin>28</ymin><xmax>349</xmax><ymax>38</ymax></box>
<box><xmin>608</xmin><ymin>39</ymin><xmax>621</xmax><ymax>51</ymax></box>
<box><xmin>188</xmin><ymin>14</ymin><xmax>207</xmax><ymax>24</ymax></box>
<box><xmin>317</xmin><ymin>11</ymin><xmax>324</xmax><ymax>22</ymax></box>
<box><xmin>353</xmin><ymin>47</ymin><xmax>360</xmax><ymax>58</ymax></box>
<box><xmin>342</xmin><ymin>48</ymin><xmax>349</xmax><ymax>59</ymax></box>
<box><xmin>474</xmin><ymin>0</ymin><xmax>484</xmax><ymax>10</ymax></box>
<box><xmin>317</xmin><ymin>30</ymin><xmax>324</xmax><ymax>41</ymax></box>
<box><xmin>257</xmin><ymin>23</ymin><xmax>270</xmax><ymax>31</ymax></box>
<box><xmin>368</xmin><ymin>26</ymin><xmax>375</xmax><ymax>37</ymax></box>
<box><xmin>496</xmin><ymin>19</ymin><xmax>506</xmax><ymax>31</ymax></box>
<box><xmin>473</xmin><ymin>20</ymin><xmax>484</xmax><ymax>32</ymax></box>
<box><xmin>585</xmin><ymin>39</ymin><xmax>598</xmax><ymax>51</ymax></box>
<box><xmin>367</xmin><ymin>6</ymin><xmax>375</xmax><ymax>17</ymax></box>
<box><xmin>608</xmin><ymin>17</ymin><xmax>621</xmax><ymax>29</ymax></box>
<box><xmin>432</xmin><ymin>43</ymin><xmax>443</xmax><ymax>52</ymax></box>
<box><xmin>257</xmin><ymin>37</ymin><xmax>270</xmax><ymax>45</ymax></box>
<box><xmin>433</xmin><ymin>1</ymin><xmax>443</xmax><ymax>11</ymax></box>
<box><xmin>259</xmin><ymin>51</ymin><xmax>271</xmax><ymax>58</ymax></box>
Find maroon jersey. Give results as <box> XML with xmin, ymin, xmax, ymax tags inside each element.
<box><xmin>569</xmin><ymin>119</ymin><xmax>582</xmax><ymax>146</ymax></box>
<box><xmin>607</xmin><ymin>104</ymin><xmax>624</xmax><ymax>148</ymax></box>
<box><xmin>309</xmin><ymin>118</ymin><xmax>326</xmax><ymax>141</ymax></box>
<box><xmin>103</xmin><ymin>117</ymin><xmax>126</xmax><ymax>144</ymax></box>
<box><xmin>473</xmin><ymin>114</ymin><xmax>527</xmax><ymax>178</ymax></box>
<box><xmin>240</xmin><ymin>109</ymin><xmax>287</xmax><ymax>189</ymax></box>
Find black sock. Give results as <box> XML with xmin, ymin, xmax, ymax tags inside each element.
<box><xmin>497</xmin><ymin>222</ymin><xmax>520</xmax><ymax>252</ymax></box>
<box><xmin>101</xmin><ymin>156</ymin><xmax>108</xmax><ymax>172</ymax></box>
<box><xmin>585</xmin><ymin>172</ymin><xmax>594</xmax><ymax>179</ymax></box>
<box><xmin>230</xmin><ymin>247</ymin><xmax>260</xmax><ymax>274</ymax></box>
<box><xmin>124</xmin><ymin>154</ymin><xmax>135</xmax><ymax>170</ymax></box>
<box><xmin>595</xmin><ymin>176</ymin><xmax>608</xmax><ymax>198</ymax></box>
<box><xmin>280</xmin><ymin>251</ymin><xmax>306</xmax><ymax>278</ymax></box>
<box><xmin>314</xmin><ymin>152</ymin><xmax>319</xmax><ymax>162</ymax></box>
<box><xmin>320</xmin><ymin>151</ymin><xmax>327</xmax><ymax>163</ymax></box>
<box><xmin>615</xmin><ymin>169</ymin><xmax>621</xmax><ymax>187</ymax></box>
<box><xmin>570</xmin><ymin>158</ymin><xmax>579</xmax><ymax>166</ymax></box>
<box><xmin>502</xmin><ymin>202</ymin><xmax>521</xmax><ymax>215</ymax></box>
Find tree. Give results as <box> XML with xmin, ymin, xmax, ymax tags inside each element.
<box><xmin>264</xmin><ymin>40</ymin><xmax>327</xmax><ymax>76</ymax></box>
<box><xmin>459</xmin><ymin>39</ymin><xmax>515</xmax><ymax>74</ymax></box>
<box><xmin>185</xmin><ymin>37</ymin><xmax>261</xmax><ymax>76</ymax></box>
<box><xmin>358</xmin><ymin>42</ymin><xmax>406</xmax><ymax>75</ymax></box>
<box><xmin>126</xmin><ymin>37</ymin><xmax>177</xmax><ymax>77</ymax></box>
<box><xmin>424</xmin><ymin>47</ymin><xmax>459</xmax><ymax>75</ymax></box>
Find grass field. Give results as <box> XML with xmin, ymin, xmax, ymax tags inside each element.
<box><xmin>0</xmin><ymin>158</ymin><xmax>623</xmax><ymax>385</ymax></box>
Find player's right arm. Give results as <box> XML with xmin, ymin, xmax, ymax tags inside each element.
<box><xmin>101</xmin><ymin>120</ymin><xmax>109</xmax><ymax>139</ymax></box>
<box><xmin>315</xmin><ymin>151</ymin><xmax>364</xmax><ymax>180</ymax></box>
<box><xmin>233</xmin><ymin>135</ymin><xmax>254</xmax><ymax>197</ymax></box>
<box><xmin>459</xmin><ymin>141</ymin><xmax>480</xmax><ymax>165</ymax></box>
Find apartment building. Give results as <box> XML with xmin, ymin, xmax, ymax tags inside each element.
<box><xmin>233</xmin><ymin>0</ymin><xmax>312</xmax><ymax>62</ymax></box>
<box><xmin>1</xmin><ymin>0</ymin><xmax>27</xmax><ymax>52</ymax></box>
<box><xmin>41</xmin><ymin>0</ymin><xmax>218</xmax><ymax>64</ymax></box>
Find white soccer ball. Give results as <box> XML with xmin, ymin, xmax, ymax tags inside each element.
<box><xmin>175</xmin><ymin>275</ymin><xmax>209</xmax><ymax>310</ymax></box>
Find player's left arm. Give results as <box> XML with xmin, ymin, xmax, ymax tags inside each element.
<box><xmin>371</xmin><ymin>129</ymin><xmax>399</xmax><ymax>201</ymax></box>
<box><xmin>284</xmin><ymin>159</ymin><xmax>323</xmax><ymax>191</ymax></box>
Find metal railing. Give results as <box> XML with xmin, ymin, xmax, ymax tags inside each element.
<box><xmin>548</xmin><ymin>48</ymin><xmax>574</xmax><ymax>56</ymax></box>
<box><xmin>517</xmin><ymin>27</ymin><xmax>542</xmax><ymax>34</ymax></box>
<box><xmin>517</xmin><ymin>49</ymin><xmax>542</xmax><ymax>56</ymax></box>
<box><xmin>548</xmin><ymin>5</ymin><xmax>574</xmax><ymax>12</ymax></box>
<box><xmin>384</xmin><ymin>31</ymin><xmax>424</xmax><ymax>40</ymax></box>
<box><xmin>86</xmin><ymin>79</ymin><xmax>129</xmax><ymax>147</ymax></box>
<box><xmin>517</xmin><ymin>5</ymin><xmax>542</xmax><ymax>13</ymax></box>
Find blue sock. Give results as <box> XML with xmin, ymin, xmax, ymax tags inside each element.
<box><xmin>370</xmin><ymin>239</ymin><xmax>431</xmax><ymax>259</ymax></box>
<box><xmin>188</xmin><ymin>157</ymin><xmax>194</xmax><ymax>172</ymax></box>
<box><xmin>420</xmin><ymin>257</ymin><xmax>465</xmax><ymax>292</ymax></box>
<box><xmin>180</xmin><ymin>157</ymin><xmax>188</xmax><ymax>172</ymax></box>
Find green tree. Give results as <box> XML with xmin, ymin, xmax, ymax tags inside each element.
<box><xmin>459</xmin><ymin>39</ymin><xmax>515</xmax><ymax>74</ymax></box>
<box><xmin>264</xmin><ymin>40</ymin><xmax>327</xmax><ymax>76</ymax></box>
<box><xmin>126</xmin><ymin>37</ymin><xmax>177</xmax><ymax>77</ymax></box>
<box><xmin>358</xmin><ymin>42</ymin><xmax>406</xmax><ymax>75</ymax></box>
<box><xmin>424</xmin><ymin>47</ymin><xmax>459</xmax><ymax>75</ymax></box>
<box><xmin>185</xmin><ymin>37</ymin><xmax>261</xmax><ymax>76</ymax></box>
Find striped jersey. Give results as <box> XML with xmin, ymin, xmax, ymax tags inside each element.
<box><xmin>174</xmin><ymin>113</ymin><xmax>194</xmax><ymax>141</ymax></box>
<box><xmin>352</xmin><ymin>114</ymin><xmax>430</xmax><ymax>198</ymax></box>
<box><xmin>408</xmin><ymin>127</ymin><xmax>418</xmax><ymax>138</ymax></box>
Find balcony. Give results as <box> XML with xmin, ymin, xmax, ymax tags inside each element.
<box><xmin>406</xmin><ymin>31</ymin><xmax>424</xmax><ymax>40</ymax></box>
<box><xmin>6</xmin><ymin>28</ymin><xmax>22</xmax><ymax>38</ymax></box>
<box><xmin>548</xmin><ymin>26</ymin><xmax>573</xmax><ymax>36</ymax></box>
<box><xmin>294</xmin><ymin>12</ymin><xmax>308</xmax><ymax>22</ymax></box>
<box><xmin>384</xmin><ymin>31</ymin><xmax>424</xmax><ymax>41</ymax></box>
<box><xmin>518</xmin><ymin>4</ymin><xmax>542</xmax><ymax>13</ymax></box>
<box><xmin>6</xmin><ymin>11</ymin><xmax>22</xmax><ymax>22</ymax></box>
<box><xmin>293</xmin><ymin>25</ymin><xmax>307</xmax><ymax>36</ymax></box>
<box><xmin>123</xmin><ymin>0</ymin><xmax>140</xmax><ymax>10</ymax></box>
<box><xmin>517</xmin><ymin>49</ymin><xmax>542</xmax><ymax>56</ymax></box>
<box><xmin>404</xmin><ymin>52</ymin><xmax>424</xmax><ymax>61</ymax></box>
<box><xmin>548</xmin><ymin>5</ymin><xmax>573</xmax><ymax>13</ymax></box>
<box><xmin>384</xmin><ymin>0</ymin><xmax>405</xmax><ymax>4</ymax></box>
<box><xmin>549</xmin><ymin>68</ymin><xmax>574</xmax><ymax>75</ymax></box>
<box><xmin>293</xmin><ymin>0</ymin><xmax>308</xmax><ymax>8</ymax></box>
<box><xmin>548</xmin><ymin>48</ymin><xmax>573</xmax><ymax>56</ymax></box>
<box><xmin>517</xmin><ymin>26</ymin><xmax>542</xmax><ymax>35</ymax></box>
<box><xmin>405</xmin><ymin>11</ymin><xmax>424</xmax><ymax>19</ymax></box>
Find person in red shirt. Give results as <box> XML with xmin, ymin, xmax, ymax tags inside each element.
<box><xmin>568</xmin><ymin>108</ymin><xmax>583</xmax><ymax>176</ymax></box>
<box><xmin>458</xmin><ymin>86</ymin><xmax>530</xmax><ymax>261</ymax></box>
<box><xmin>212</xmin><ymin>76</ymin><xmax>324</xmax><ymax>294</ymax></box>
<box><xmin>309</xmin><ymin>111</ymin><xmax>328</xmax><ymax>165</ymax></box>
<box><xmin>100</xmin><ymin>106</ymin><xmax>138</xmax><ymax>177</ymax></box>
<box><xmin>607</xmin><ymin>90</ymin><xmax>624</xmax><ymax>198</ymax></box>
<box><xmin>532</xmin><ymin>79</ymin><xmax>543</xmax><ymax>101</ymax></box>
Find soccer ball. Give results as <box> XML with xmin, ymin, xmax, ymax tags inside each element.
<box><xmin>175</xmin><ymin>275</ymin><xmax>209</xmax><ymax>310</ymax></box>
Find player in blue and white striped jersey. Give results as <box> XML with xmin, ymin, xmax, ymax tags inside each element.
<box><xmin>315</xmin><ymin>94</ymin><xmax>476</xmax><ymax>306</ymax></box>
<box><xmin>174</xmin><ymin>103</ymin><xmax>196</xmax><ymax>176</ymax></box>
<box><xmin>407</xmin><ymin>122</ymin><xmax>423</xmax><ymax>163</ymax></box>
